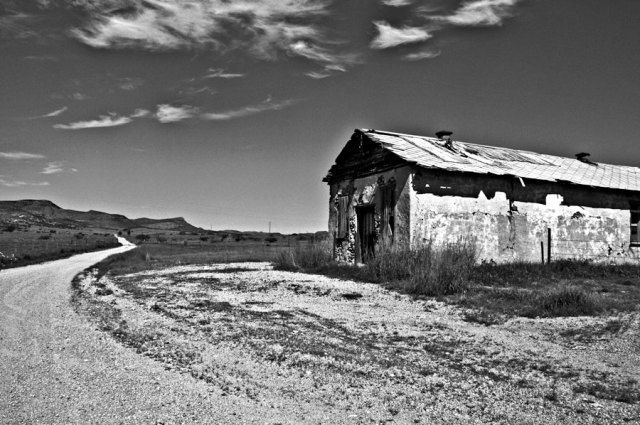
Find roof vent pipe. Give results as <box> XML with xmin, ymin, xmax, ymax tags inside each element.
<box><xmin>436</xmin><ymin>130</ymin><xmax>453</xmax><ymax>149</ymax></box>
<box><xmin>575</xmin><ymin>152</ymin><xmax>591</xmax><ymax>162</ymax></box>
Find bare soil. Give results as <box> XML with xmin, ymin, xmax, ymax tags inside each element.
<box><xmin>73</xmin><ymin>262</ymin><xmax>640</xmax><ymax>424</ymax></box>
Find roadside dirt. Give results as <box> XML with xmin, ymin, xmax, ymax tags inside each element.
<box><xmin>72</xmin><ymin>262</ymin><xmax>640</xmax><ymax>424</ymax></box>
<box><xmin>0</xmin><ymin>244</ymin><xmax>300</xmax><ymax>424</ymax></box>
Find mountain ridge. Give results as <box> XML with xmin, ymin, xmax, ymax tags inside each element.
<box><xmin>0</xmin><ymin>199</ymin><xmax>201</xmax><ymax>233</ymax></box>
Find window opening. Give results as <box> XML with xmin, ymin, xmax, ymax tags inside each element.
<box><xmin>337</xmin><ymin>195</ymin><xmax>349</xmax><ymax>239</ymax></box>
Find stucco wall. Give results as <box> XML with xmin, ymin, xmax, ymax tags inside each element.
<box><xmin>410</xmin><ymin>169</ymin><xmax>640</xmax><ymax>263</ymax></box>
<box><xmin>328</xmin><ymin>166</ymin><xmax>412</xmax><ymax>262</ymax></box>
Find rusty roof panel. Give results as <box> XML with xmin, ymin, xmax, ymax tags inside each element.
<box><xmin>362</xmin><ymin>129</ymin><xmax>640</xmax><ymax>192</ymax></box>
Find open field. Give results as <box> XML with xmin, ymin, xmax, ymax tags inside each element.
<box><xmin>0</xmin><ymin>228</ymin><xmax>119</xmax><ymax>269</ymax></box>
<box><xmin>73</xmin><ymin>255</ymin><xmax>640</xmax><ymax>423</ymax></box>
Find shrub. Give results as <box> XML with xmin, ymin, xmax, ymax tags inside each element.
<box><xmin>273</xmin><ymin>242</ymin><xmax>333</xmax><ymax>271</ymax></box>
<box><xmin>135</xmin><ymin>234</ymin><xmax>150</xmax><ymax>243</ymax></box>
<box><xmin>530</xmin><ymin>285</ymin><xmax>602</xmax><ymax>317</ymax></box>
<box><xmin>366</xmin><ymin>239</ymin><xmax>477</xmax><ymax>296</ymax></box>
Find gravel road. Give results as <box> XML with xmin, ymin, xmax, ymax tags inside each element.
<box><xmin>2</xmin><ymin>243</ymin><xmax>638</xmax><ymax>424</ymax></box>
<box><xmin>0</xmin><ymin>243</ymin><xmax>286</xmax><ymax>424</ymax></box>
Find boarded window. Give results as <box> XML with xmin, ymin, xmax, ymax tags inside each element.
<box><xmin>632</xmin><ymin>206</ymin><xmax>640</xmax><ymax>245</ymax></box>
<box><xmin>337</xmin><ymin>195</ymin><xmax>349</xmax><ymax>239</ymax></box>
<box><xmin>381</xmin><ymin>184</ymin><xmax>395</xmax><ymax>242</ymax></box>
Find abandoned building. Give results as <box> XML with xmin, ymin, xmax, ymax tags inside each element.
<box><xmin>323</xmin><ymin>129</ymin><xmax>640</xmax><ymax>264</ymax></box>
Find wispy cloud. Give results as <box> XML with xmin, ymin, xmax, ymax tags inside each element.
<box><xmin>53</xmin><ymin>114</ymin><xmax>132</xmax><ymax>130</ymax></box>
<box><xmin>42</xmin><ymin>106</ymin><xmax>68</xmax><ymax>118</ymax></box>
<box><xmin>0</xmin><ymin>11</ymin><xmax>38</xmax><ymax>39</ymax></box>
<box><xmin>131</xmin><ymin>108</ymin><xmax>150</xmax><ymax>118</ymax></box>
<box><xmin>0</xmin><ymin>178</ymin><xmax>50</xmax><ymax>188</ymax></box>
<box><xmin>201</xmin><ymin>98</ymin><xmax>296</xmax><ymax>121</ymax></box>
<box><xmin>370</xmin><ymin>22</ymin><xmax>432</xmax><ymax>49</ymax></box>
<box><xmin>440</xmin><ymin>0</ymin><xmax>521</xmax><ymax>26</ymax></box>
<box><xmin>381</xmin><ymin>0</ymin><xmax>414</xmax><ymax>6</ymax></box>
<box><xmin>0</xmin><ymin>152</ymin><xmax>45</xmax><ymax>160</ymax></box>
<box><xmin>305</xmin><ymin>71</ymin><xmax>332</xmax><ymax>80</ymax></box>
<box><xmin>155</xmin><ymin>104</ymin><xmax>199</xmax><ymax>123</ymax></box>
<box><xmin>371</xmin><ymin>0</ymin><xmax>523</xmax><ymax>57</ymax></box>
<box><xmin>41</xmin><ymin>162</ymin><xmax>64</xmax><ymax>175</ymax></box>
<box><xmin>404</xmin><ymin>49</ymin><xmax>441</xmax><ymax>61</ymax></box>
<box><xmin>40</xmin><ymin>161</ymin><xmax>77</xmax><ymax>175</ymax></box>
<box><xmin>203</xmin><ymin>68</ymin><xmax>245</xmax><ymax>79</ymax></box>
<box><xmin>24</xmin><ymin>55</ymin><xmax>58</xmax><ymax>61</ymax></box>
<box><xmin>305</xmin><ymin>64</ymin><xmax>348</xmax><ymax>79</ymax></box>
<box><xmin>71</xmin><ymin>1</ymin><xmax>358</xmax><ymax>71</ymax></box>
<box><xmin>118</xmin><ymin>77</ymin><xmax>144</xmax><ymax>90</ymax></box>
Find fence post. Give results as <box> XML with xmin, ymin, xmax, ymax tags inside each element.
<box><xmin>547</xmin><ymin>228</ymin><xmax>551</xmax><ymax>264</ymax></box>
<box><xmin>541</xmin><ymin>241</ymin><xmax>544</xmax><ymax>264</ymax></box>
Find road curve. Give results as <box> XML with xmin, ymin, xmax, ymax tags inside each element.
<box><xmin>0</xmin><ymin>242</ymin><xmax>274</xmax><ymax>424</ymax></box>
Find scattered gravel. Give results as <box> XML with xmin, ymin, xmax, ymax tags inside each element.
<box><xmin>70</xmin><ymin>261</ymin><xmax>640</xmax><ymax>424</ymax></box>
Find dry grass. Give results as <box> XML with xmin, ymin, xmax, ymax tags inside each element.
<box><xmin>0</xmin><ymin>229</ymin><xmax>119</xmax><ymax>270</ymax></box>
<box><xmin>273</xmin><ymin>242</ymin><xmax>640</xmax><ymax>319</ymax></box>
<box><xmin>91</xmin><ymin>242</ymin><xmax>295</xmax><ymax>279</ymax></box>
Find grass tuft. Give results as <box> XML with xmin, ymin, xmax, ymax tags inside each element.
<box><xmin>531</xmin><ymin>285</ymin><xmax>602</xmax><ymax>317</ymax></box>
<box><xmin>272</xmin><ymin>241</ymin><xmax>333</xmax><ymax>272</ymax></box>
<box><xmin>366</xmin><ymin>240</ymin><xmax>477</xmax><ymax>295</ymax></box>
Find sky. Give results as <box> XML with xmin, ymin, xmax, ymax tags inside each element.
<box><xmin>1</xmin><ymin>0</ymin><xmax>640</xmax><ymax>233</ymax></box>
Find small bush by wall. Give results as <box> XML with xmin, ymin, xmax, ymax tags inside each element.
<box><xmin>529</xmin><ymin>285</ymin><xmax>602</xmax><ymax>317</ymax></box>
<box><xmin>272</xmin><ymin>241</ymin><xmax>333</xmax><ymax>272</ymax></box>
<box><xmin>366</xmin><ymin>239</ymin><xmax>477</xmax><ymax>295</ymax></box>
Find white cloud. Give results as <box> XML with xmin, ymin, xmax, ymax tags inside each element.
<box><xmin>71</xmin><ymin>92</ymin><xmax>89</xmax><ymax>100</ymax></box>
<box><xmin>370</xmin><ymin>21</ymin><xmax>432</xmax><ymax>49</ymax></box>
<box><xmin>305</xmin><ymin>71</ymin><xmax>331</xmax><ymax>79</ymax></box>
<box><xmin>201</xmin><ymin>98</ymin><xmax>295</xmax><ymax>121</ymax></box>
<box><xmin>0</xmin><ymin>178</ymin><xmax>50</xmax><ymax>188</ymax></box>
<box><xmin>53</xmin><ymin>114</ymin><xmax>132</xmax><ymax>130</ymax></box>
<box><xmin>404</xmin><ymin>49</ymin><xmax>441</xmax><ymax>61</ymax></box>
<box><xmin>203</xmin><ymin>68</ymin><xmax>245</xmax><ymax>79</ymax></box>
<box><xmin>305</xmin><ymin>64</ymin><xmax>348</xmax><ymax>79</ymax></box>
<box><xmin>40</xmin><ymin>162</ymin><xmax>78</xmax><ymax>175</ymax></box>
<box><xmin>131</xmin><ymin>108</ymin><xmax>150</xmax><ymax>118</ymax></box>
<box><xmin>118</xmin><ymin>77</ymin><xmax>144</xmax><ymax>90</ymax></box>
<box><xmin>155</xmin><ymin>104</ymin><xmax>198</xmax><ymax>123</ymax></box>
<box><xmin>440</xmin><ymin>0</ymin><xmax>521</xmax><ymax>26</ymax></box>
<box><xmin>41</xmin><ymin>162</ymin><xmax>62</xmax><ymax>175</ymax></box>
<box><xmin>381</xmin><ymin>0</ymin><xmax>414</xmax><ymax>6</ymax></box>
<box><xmin>288</xmin><ymin>40</ymin><xmax>358</xmax><ymax>66</ymax></box>
<box><xmin>71</xmin><ymin>1</ymin><xmax>358</xmax><ymax>70</ymax></box>
<box><xmin>42</xmin><ymin>106</ymin><xmax>68</xmax><ymax>118</ymax></box>
<box><xmin>0</xmin><ymin>152</ymin><xmax>45</xmax><ymax>160</ymax></box>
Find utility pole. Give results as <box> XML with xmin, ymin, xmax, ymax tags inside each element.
<box><xmin>268</xmin><ymin>221</ymin><xmax>271</xmax><ymax>234</ymax></box>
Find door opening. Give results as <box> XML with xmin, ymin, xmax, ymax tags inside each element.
<box><xmin>356</xmin><ymin>205</ymin><xmax>376</xmax><ymax>263</ymax></box>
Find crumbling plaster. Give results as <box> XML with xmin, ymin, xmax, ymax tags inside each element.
<box><xmin>328</xmin><ymin>166</ymin><xmax>412</xmax><ymax>262</ymax></box>
<box><xmin>411</xmin><ymin>168</ymin><xmax>640</xmax><ymax>263</ymax></box>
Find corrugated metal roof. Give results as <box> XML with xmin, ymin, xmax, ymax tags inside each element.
<box><xmin>361</xmin><ymin>129</ymin><xmax>640</xmax><ymax>192</ymax></box>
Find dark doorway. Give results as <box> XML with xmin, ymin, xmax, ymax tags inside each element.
<box><xmin>356</xmin><ymin>205</ymin><xmax>376</xmax><ymax>263</ymax></box>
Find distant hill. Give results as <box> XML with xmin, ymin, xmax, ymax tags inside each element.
<box><xmin>0</xmin><ymin>199</ymin><xmax>201</xmax><ymax>233</ymax></box>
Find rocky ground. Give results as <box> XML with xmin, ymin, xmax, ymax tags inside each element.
<box><xmin>73</xmin><ymin>262</ymin><xmax>640</xmax><ymax>424</ymax></box>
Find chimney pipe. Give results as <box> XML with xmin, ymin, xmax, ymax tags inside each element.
<box><xmin>436</xmin><ymin>130</ymin><xmax>453</xmax><ymax>149</ymax></box>
<box><xmin>575</xmin><ymin>152</ymin><xmax>591</xmax><ymax>162</ymax></box>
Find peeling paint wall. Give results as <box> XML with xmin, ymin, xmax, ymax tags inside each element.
<box><xmin>328</xmin><ymin>166</ymin><xmax>412</xmax><ymax>262</ymax></box>
<box><xmin>411</xmin><ymin>169</ymin><xmax>640</xmax><ymax>263</ymax></box>
<box><xmin>329</xmin><ymin>164</ymin><xmax>640</xmax><ymax>264</ymax></box>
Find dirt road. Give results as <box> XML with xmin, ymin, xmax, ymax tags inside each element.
<box><xmin>2</xmin><ymin>243</ymin><xmax>638</xmax><ymax>424</ymax></box>
<box><xmin>0</xmin><ymin>243</ymin><xmax>283</xmax><ymax>424</ymax></box>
